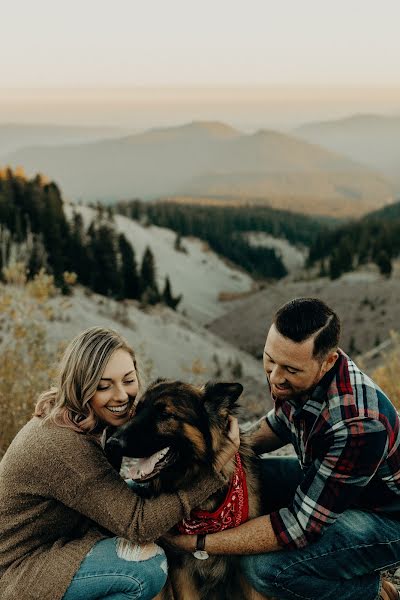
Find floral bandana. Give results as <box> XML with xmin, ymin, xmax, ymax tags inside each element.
<box><xmin>177</xmin><ymin>452</ymin><xmax>249</xmax><ymax>535</ymax></box>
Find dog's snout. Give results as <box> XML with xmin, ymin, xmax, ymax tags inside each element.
<box><xmin>106</xmin><ymin>436</ymin><xmax>124</xmax><ymax>451</ymax></box>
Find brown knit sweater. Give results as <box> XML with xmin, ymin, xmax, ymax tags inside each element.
<box><xmin>0</xmin><ymin>417</ymin><xmax>227</xmax><ymax>600</ymax></box>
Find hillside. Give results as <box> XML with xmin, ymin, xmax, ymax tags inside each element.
<box><xmin>3</xmin><ymin>121</ymin><xmax>394</xmax><ymax>216</ymax></box>
<box><xmin>208</xmin><ymin>265</ymin><xmax>400</xmax><ymax>370</ymax></box>
<box><xmin>65</xmin><ymin>202</ymin><xmax>254</xmax><ymax>325</ymax></box>
<box><xmin>307</xmin><ymin>199</ymin><xmax>400</xmax><ymax>279</ymax></box>
<box><xmin>295</xmin><ymin>114</ymin><xmax>400</xmax><ymax>187</ymax></box>
<box><xmin>49</xmin><ymin>286</ymin><xmax>269</xmax><ymax>416</ymax></box>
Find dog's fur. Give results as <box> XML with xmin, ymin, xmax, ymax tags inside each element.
<box><xmin>106</xmin><ymin>380</ymin><xmax>268</xmax><ymax>600</ymax></box>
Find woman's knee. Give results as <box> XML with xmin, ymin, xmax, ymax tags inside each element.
<box><xmin>114</xmin><ymin>540</ymin><xmax>168</xmax><ymax>599</ymax></box>
<box><xmin>140</xmin><ymin>551</ymin><xmax>168</xmax><ymax>599</ymax></box>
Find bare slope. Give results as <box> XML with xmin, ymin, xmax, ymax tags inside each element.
<box><xmin>64</xmin><ymin>202</ymin><xmax>254</xmax><ymax>325</ymax></box>
<box><xmin>44</xmin><ymin>286</ymin><xmax>270</xmax><ymax>418</ymax></box>
<box><xmin>208</xmin><ymin>265</ymin><xmax>400</xmax><ymax>370</ymax></box>
<box><xmin>5</xmin><ymin>121</ymin><xmax>394</xmax><ymax>215</ymax></box>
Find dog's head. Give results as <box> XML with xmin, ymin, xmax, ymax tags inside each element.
<box><xmin>106</xmin><ymin>379</ymin><xmax>243</xmax><ymax>492</ymax></box>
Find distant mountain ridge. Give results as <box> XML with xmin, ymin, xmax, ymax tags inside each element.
<box><xmin>295</xmin><ymin>114</ymin><xmax>400</xmax><ymax>187</ymax></box>
<box><xmin>0</xmin><ymin>123</ymin><xmax>130</xmax><ymax>156</ymax></box>
<box><xmin>2</xmin><ymin>120</ymin><xmax>394</xmax><ymax>216</ymax></box>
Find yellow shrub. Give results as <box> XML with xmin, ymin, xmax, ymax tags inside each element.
<box><xmin>371</xmin><ymin>332</ymin><xmax>400</xmax><ymax>410</ymax></box>
<box><xmin>0</xmin><ymin>268</ymin><xmax>61</xmax><ymax>457</ymax></box>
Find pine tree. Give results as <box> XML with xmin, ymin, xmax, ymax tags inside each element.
<box><xmin>140</xmin><ymin>246</ymin><xmax>159</xmax><ymax>305</ymax></box>
<box><xmin>118</xmin><ymin>233</ymin><xmax>140</xmax><ymax>300</ymax></box>
<box><xmin>161</xmin><ymin>276</ymin><xmax>182</xmax><ymax>310</ymax></box>
<box><xmin>375</xmin><ymin>250</ymin><xmax>392</xmax><ymax>278</ymax></box>
<box><xmin>87</xmin><ymin>224</ymin><xmax>122</xmax><ymax>297</ymax></box>
<box><xmin>68</xmin><ymin>212</ymin><xmax>91</xmax><ymax>285</ymax></box>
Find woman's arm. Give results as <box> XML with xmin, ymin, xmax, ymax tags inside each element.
<box><xmin>43</xmin><ymin>418</ymin><xmax>240</xmax><ymax>544</ymax></box>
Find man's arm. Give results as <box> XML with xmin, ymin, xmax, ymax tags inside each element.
<box><xmin>248</xmin><ymin>416</ymin><xmax>285</xmax><ymax>454</ymax></box>
<box><xmin>164</xmin><ymin>514</ymin><xmax>281</xmax><ymax>555</ymax></box>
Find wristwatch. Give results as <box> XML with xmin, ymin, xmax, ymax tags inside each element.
<box><xmin>193</xmin><ymin>534</ymin><xmax>209</xmax><ymax>560</ymax></box>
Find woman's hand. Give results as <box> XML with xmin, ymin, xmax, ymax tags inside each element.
<box><xmin>214</xmin><ymin>415</ymin><xmax>240</xmax><ymax>473</ymax></box>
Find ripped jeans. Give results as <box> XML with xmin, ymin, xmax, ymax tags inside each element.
<box><xmin>63</xmin><ymin>478</ymin><xmax>167</xmax><ymax>600</ymax></box>
<box><xmin>62</xmin><ymin>536</ymin><xmax>167</xmax><ymax>600</ymax></box>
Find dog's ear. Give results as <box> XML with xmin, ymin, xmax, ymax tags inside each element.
<box><xmin>203</xmin><ymin>381</ymin><xmax>243</xmax><ymax>415</ymax></box>
<box><xmin>151</xmin><ymin>377</ymin><xmax>169</xmax><ymax>385</ymax></box>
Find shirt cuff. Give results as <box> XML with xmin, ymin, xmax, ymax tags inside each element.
<box><xmin>269</xmin><ymin>507</ymin><xmax>308</xmax><ymax>550</ymax></box>
<box><xmin>265</xmin><ymin>410</ymin><xmax>289</xmax><ymax>442</ymax></box>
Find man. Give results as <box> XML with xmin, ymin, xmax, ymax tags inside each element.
<box><xmin>167</xmin><ymin>297</ymin><xmax>400</xmax><ymax>599</ymax></box>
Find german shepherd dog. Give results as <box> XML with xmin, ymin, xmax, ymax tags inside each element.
<box><xmin>106</xmin><ymin>379</ymin><xmax>268</xmax><ymax>600</ymax></box>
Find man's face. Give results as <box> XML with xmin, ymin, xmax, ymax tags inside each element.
<box><xmin>263</xmin><ymin>324</ymin><xmax>338</xmax><ymax>402</ymax></box>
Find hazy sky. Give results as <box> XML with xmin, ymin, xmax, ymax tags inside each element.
<box><xmin>2</xmin><ymin>0</ymin><xmax>400</xmax><ymax>87</ymax></box>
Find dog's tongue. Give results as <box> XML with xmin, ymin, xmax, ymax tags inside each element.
<box><xmin>128</xmin><ymin>447</ymin><xmax>169</xmax><ymax>480</ymax></box>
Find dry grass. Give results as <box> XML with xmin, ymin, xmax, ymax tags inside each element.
<box><xmin>371</xmin><ymin>332</ymin><xmax>400</xmax><ymax>411</ymax></box>
<box><xmin>0</xmin><ymin>264</ymin><xmax>62</xmax><ymax>457</ymax></box>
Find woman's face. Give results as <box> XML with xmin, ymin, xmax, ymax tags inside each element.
<box><xmin>90</xmin><ymin>348</ymin><xmax>139</xmax><ymax>427</ymax></box>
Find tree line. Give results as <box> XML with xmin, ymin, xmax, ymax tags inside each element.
<box><xmin>307</xmin><ymin>201</ymin><xmax>400</xmax><ymax>279</ymax></box>
<box><xmin>0</xmin><ymin>168</ymin><xmax>181</xmax><ymax>308</ymax></box>
<box><xmin>115</xmin><ymin>200</ymin><xmax>327</xmax><ymax>280</ymax></box>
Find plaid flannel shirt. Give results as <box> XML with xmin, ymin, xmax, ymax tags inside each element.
<box><xmin>266</xmin><ymin>350</ymin><xmax>400</xmax><ymax>550</ymax></box>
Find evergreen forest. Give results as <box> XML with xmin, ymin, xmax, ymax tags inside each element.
<box><xmin>115</xmin><ymin>200</ymin><xmax>329</xmax><ymax>280</ymax></box>
<box><xmin>307</xmin><ymin>200</ymin><xmax>400</xmax><ymax>279</ymax></box>
<box><xmin>0</xmin><ymin>168</ymin><xmax>181</xmax><ymax>308</ymax></box>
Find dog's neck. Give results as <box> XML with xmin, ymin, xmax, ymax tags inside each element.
<box><xmin>177</xmin><ymin>452</ymin><xmax>249</xmax><ymax>535</ymax></box>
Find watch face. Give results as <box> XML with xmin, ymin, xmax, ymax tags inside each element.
<box><xmin>193</xmin><ymin>550</ymin><xmax>209</xmax><ymax>560</ymax></box>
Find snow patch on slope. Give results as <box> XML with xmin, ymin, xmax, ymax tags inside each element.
<box><xmin>64</xmin><ymin>201</ymin><xmax>254</xmax><ymax>324</ymax></box>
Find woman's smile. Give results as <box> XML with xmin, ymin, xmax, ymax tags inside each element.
<box><xmin>107</xmin><ymin>402</ymin><xmax>130</xmax><ymax>414</ymax></box>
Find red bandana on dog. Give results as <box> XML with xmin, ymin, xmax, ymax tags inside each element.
<box><xmin>177</xmin><ymin>452</ymin><xmax>249</xmax><ymax>535</ymax></box>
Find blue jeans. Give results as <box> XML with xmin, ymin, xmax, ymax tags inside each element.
<box><xmin>241</xmin><ymin>456</ymin><xmax>400</xmax><ymax>600</ymax></box>
<box><xmin>63</xmin><ymin>478</ymin><xmax>166</xmax><ymax>600</ymax></box>
<box><xmin>62</xmin><ymin>537</ymin><xmax>167</xmax><ymax>600</ymax></box>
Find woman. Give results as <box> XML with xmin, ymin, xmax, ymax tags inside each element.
<box><xmin>0</xmin><ymin>326</ymin><xmax>238</xmax><ymax>600</ymax></box>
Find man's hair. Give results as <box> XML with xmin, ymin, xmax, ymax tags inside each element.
<box><xmin>273</xmin><ymin>297</ymin><xmax>340</xmax><ymax>359</ymax></box>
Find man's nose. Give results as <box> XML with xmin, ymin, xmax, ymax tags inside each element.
<box><xmin>269</xmin><ymin>365</ymin><xmax>286</xmax><ymax>385</ymax></box>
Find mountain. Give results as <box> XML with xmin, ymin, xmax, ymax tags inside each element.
<box><xmin>129</xmin><ymin>121</ymin><xmax>240</xmax><ymax>143</ymax></box>
<box><xmin>364</xmin><ymin>199</ymin><xmax>400</xmax><ymax>221</ymax></box>
<box><xmin>3</xmin><ymin>121</ymin><xmax>394</xmax><ymax>216</ymax></box>
<box><xmin>295</xmin><ymin>114</ymin><xmax>400</xmax><ymax>187</ymax></box>
<box><xmin>0</xmin><ymin>123</ymin><xmax>129</xmax><ymax>157</ymax></box>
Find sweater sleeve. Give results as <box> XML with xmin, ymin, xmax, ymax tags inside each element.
<box><xmin>41</xmin><ymin>427</ymin><xmax>228</xmax><ymax>544</ymax></box>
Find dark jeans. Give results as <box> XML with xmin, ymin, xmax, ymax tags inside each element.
<box><xmin>241</xmin><ymin>456</ymin><xmax>400</xmax><ymax>600</ymax></box>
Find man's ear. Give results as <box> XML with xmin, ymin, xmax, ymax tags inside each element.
<box><xmin>321</xmin><ymin>350</ymin><xmax>339</xmax><ymax>376</ymax></box>
<box><xmin>203</xmin><ymin>381</ymin><xmax>243</xmax><ymax>415</ymax></box>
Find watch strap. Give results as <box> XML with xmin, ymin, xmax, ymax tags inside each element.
<box><xmin>193</xmin><ymin>534</ymin><xmax>209</xmax><ymax>560</ymax></box>
<box><xmin>195</xmin><ymin>534</ymin><xmax>206</xmax><ymax>552</ymax></box>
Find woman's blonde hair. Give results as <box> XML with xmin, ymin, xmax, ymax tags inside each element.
<box><xmin>35</xmin><ymin>326</ymin><xmax>141</xmax><ymax>433</ymax></box>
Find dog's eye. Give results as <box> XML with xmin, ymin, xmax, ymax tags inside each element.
<box><xmin>158</xmin><ymin>407</ymin><xmax>175</xmax><ymax>421</ymax></box>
